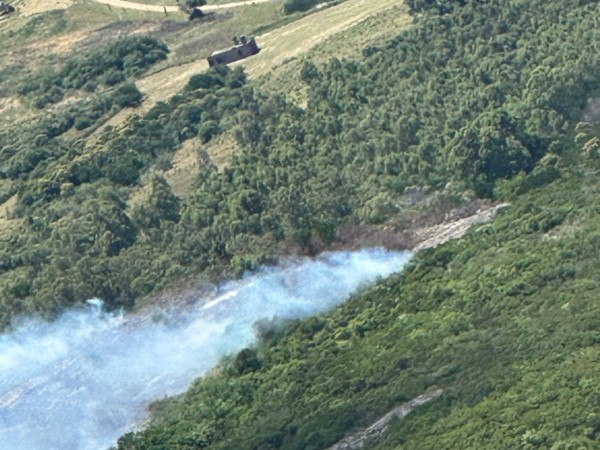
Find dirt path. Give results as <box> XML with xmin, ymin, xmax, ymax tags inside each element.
<box><xmin>94</xmin><ymin>0</ymin><xmax>276</xmax><ymax>13</ymax></box>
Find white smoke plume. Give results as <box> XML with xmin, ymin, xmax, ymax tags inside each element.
<box><xmin>0</xmin><ymin>248</ymin><xmax>411</xmax><ymax>450</ymax></box>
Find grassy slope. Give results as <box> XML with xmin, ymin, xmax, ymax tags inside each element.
<box><xmin>0</xmin><ymin>1</ymin><xmax>256</xmax><ymax>221</ymax></box>
<box><xmin>134</xmin><ymin>0</ymin><xmax>411</xmax><ymax>195</ymax></box>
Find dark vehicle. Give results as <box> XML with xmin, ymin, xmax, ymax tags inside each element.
<box><xmin>207</xmin><ymin>36</ymin><xmax>260</xmax><ymax>67</ymax></box>
<box><xmin>0</xmin><ymin>1</ymin><xmax>15</xmax><ymax>16</ymax></box>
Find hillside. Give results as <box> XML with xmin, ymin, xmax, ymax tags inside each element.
<box><xmin>117</xmin><ymin>175</ymin><xmax>600</xmax><ymax>450</ymax></box>
<box><xmin>113</xmin><ymin>0</ymin><xmax>599</xmax><ymax>448</ymax></box>
<box><xmin>0</xmin><ymin>0</ymin><xmax>410</xmax><ymax>326</ymax></box>
<box><xmin>0</xmin><ymin>0</ymin><xmax>599</xmax><ymax>448</ymax></box>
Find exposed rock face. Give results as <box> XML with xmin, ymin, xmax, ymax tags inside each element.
<box><xmin>412</xmin><ymin>203</ymin><xmax>510</xmax><ymax>251</ymax></box>
<box><xmin>327</xmin><ymin>389</ymin><xmax>444</xmax><ymax>450</ymax></box>
<box><xmin>334</xmin><ymin>201</ymin><xmax>510</xmax><ymax>253</ymax></box>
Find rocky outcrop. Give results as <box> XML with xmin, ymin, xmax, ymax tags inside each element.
<box><xmin>327</xmin><ymin>389</ymin><xmax>444</xmax><ymax>450</ymax></box>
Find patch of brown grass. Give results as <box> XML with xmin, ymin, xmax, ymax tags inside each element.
<box><xmin>26</xmin><ymin>30</ymin><xmax>88</xmax><ymax>54</ymax></box>
<box><xmin>238</xmin><ymin>0</ymin><xmax>407</xmax><ymax>77</ymax></box>
<box><xmin>0</xmin><ymin>195</ymin><xmax>25</xmax><ymax>237</ymax></box>
<box><xmin>163</xmin><ymin>137</ymin><xmax>202</xmax><ymax>197</ymax></box>
<box><xmin>0</xmin><ymin>97</ymin><xmax>25</xmax><ymax>125</ymax></box>
<box><xmin>14</xmin><ymin>0</ymin><xmax>74</xmax><ymax>17</ymax></box>
<box><xmin>204</xmin><ymin>131</ymin><xmax>239</xmax><ymax>170</ymax></box>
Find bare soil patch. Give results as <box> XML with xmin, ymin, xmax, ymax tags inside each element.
<box><xmin>163</xmin><ymin>138</ymin><xmax>202</xmax><ymax>197</ymax></box>
<box><xmin>412</xmin><ymin>203</ymin><xmax>510</xmax><ymax>251</ymax></box>
<box><xmin>327</xmin><ymin>389</ymin><xmax>444</xmax><ymax>450</ymax></box>
<box><xmin>335</xmin><ymin>200</ymin><xmax>510</xmax><ymax>253</ymax></box>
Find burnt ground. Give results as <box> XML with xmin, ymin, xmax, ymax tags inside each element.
<box><xmin>140</xmin><ymin>196</ymin><xmax>509</xmax><ymax>313</ymax></box>
<box><xmin>330</xmin><ymin>196</ymin><xmax>500</xmax><ymax>253</ymax></box>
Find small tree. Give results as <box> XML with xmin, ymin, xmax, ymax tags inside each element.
<box><xmin>113</xmin><ymin>83</ymin><xmax>143</xmax><ymax>108</ymax></box>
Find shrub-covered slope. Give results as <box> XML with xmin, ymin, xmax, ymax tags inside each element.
<box><xmin>112</xmin><ymin>0</ymin><xmax>600</xmax><ymax>448</ymax></box>
<box><xmin>2</xmin><ymin>0</ymin><xmax>600</xmax><ymax>330</ymax></box>
<box><xmin>116</xmin><ymin>172</ymin><xmax>600</xmax><ymax>449</ymax></box>
<box><xmin>0</xmin><ymin>0</ymin><xmax>598</xmax><ymax>447</ymax></box>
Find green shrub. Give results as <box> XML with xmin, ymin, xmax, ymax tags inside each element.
<box><xmin>283</xmin><ymin>0</ymin><xmax>319</xmax><ymax>14</ymax></box>
<box><xmin>113</xmin><ymin>83</ymin><xmax>143</xmax><ymax>108</ymax></box>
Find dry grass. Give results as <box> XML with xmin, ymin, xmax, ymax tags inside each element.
<box><xmin>126</xmin><ymin>177</ymin><xmax>153</xmax><ymax>212</ymax></box>
<box><xmin>65</xmin><ymin>0</ymin><xmax>186</xmax><ymax>27</ymax></box>
<box><xmin>114</xmin><ymin>0</ymin><xmax>410</xmax><ymax>204</ymax></box>
<box><xmin>238</xmin><ymin>0</ymin><xmax>407</xmax><ymax>76</ymax></box>
<box><xmin>93</xmin><ymin>0</ymin><xmax>277</xmax><ymax>11</ymax></box>
<box><xmin>127</xmin><ymin>131</ymin><xmax>240</xmax><ymax>203</ymax></box>
<box><xmin>308</xmin><ymin>4</ymin><xmax>412</xmax><ymax>61</ymax></box>
<box><xmin>111</xmin><ymin>0</ymin><xmax>179</xmax><ymax>7</ymax></box>
<box><xmin>126</xmin><ymin>138</ymin><xmax>200</xmax><ymax>207</ymax></box>
<box><xmin>107</xmin><ymin>0</ymin><xmax>407</xmax><ymax>122</ymax></box>
<box><xmin>0</xmin><ymin>194</ymin><xmax>16</xmax><ymax>220</ymax></box>
<box><xmin>0</xmin><ymin>97</ymin><xmax>25</xmax><ymax>124</ymax></box>
<box><xmin>12</xmin><ymin>0</ymin><xmax>74</xmax><ymax>16</ymax></box>
<box><xmin>255</xmin><ymin>2</ymin><xmax>411</xmax><ymax>104</ymax></box>
<box><xmin>0</xmin><ymin>0</ymin><xmax>181</xmax><ymax>125</ymax></box>
<box><xmin>2</xmin><ymin>0</ymin><xmax>412</xmax><ymax>206</ymax></box>
<box><xmin>0</xmin><ymin>195</ymin><xmax>24</xmax><ymax>236</ymax></box>
<box><xmin>204</xmin><ymin>131</ymin><xmax>240</xmax><ymax>170</ymax></box>
<box><xmin>27</xmin><ymin>29</ymin><xmax>89</xmax><ymax>54</ymax></box>
<box><xmin>4</xmin><ymin>0</ymin><xmax>404</xmax><ymax>126</ymax></box>
<box><xmin>138</xmin><ymin>61</ymin><xmax>210</xmax><ymax>109</ymax></box>
<box><xmin>163</xmin><ymin>138</ymin><xmax>202</xmax><ymax>197</ymax></box>
<box><xmin>131</xmin><ymin>3</ymin><xmax>282</xmax><ymax>112</ymax></box>
<box><xmin>92</xmin><ymin>0</ymin><xmax>179</xmax><ymax>13</ymax></box>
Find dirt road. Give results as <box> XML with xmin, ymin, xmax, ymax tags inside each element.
<box><xmin>94</xmin><ymin>0</ymin><xmax>276</xmax><ymax>13</ymax></box>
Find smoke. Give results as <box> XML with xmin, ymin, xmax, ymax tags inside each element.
<box><xmin>0</xmin><ymin>248</ymin><xmax>411</xmax><ymax>450</ymax></box>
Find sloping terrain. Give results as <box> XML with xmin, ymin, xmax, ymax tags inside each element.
<box><xmin>238</xmin><ymin>0</ymin><xmax>405</xmax><ymax>77</ymax></box>
<box><xmin>0</xmin><ymin>0</ymin><xmax>412</xmax><ymax>324</ymax></box>
<box><xmin>0</xmin><ymin>1</ymin><xmax>599</xmax><ymax>449</ymax></box>
<box><xmin>12</xmin><ymin>0</ymin><xmax>74</xmax><ymax>16</ymax></box>
<box><xmin>110</xmin><ymin>0</ymin><xmax>600</xmax><ymax>448</ymax></box>
<box><xmin>94</xmin><ymin>0</ymin><xmax>275</xmax><ymax>13</ymax></box>
<box><xmin>129</xmin><ymin>0</ymin><xmax>408</xmax><ymax>113</ymax></box>
<box><xmin>125</xmin><ymin>0</ymin><xmax>409</xmax><ymax>190</ymax></box>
